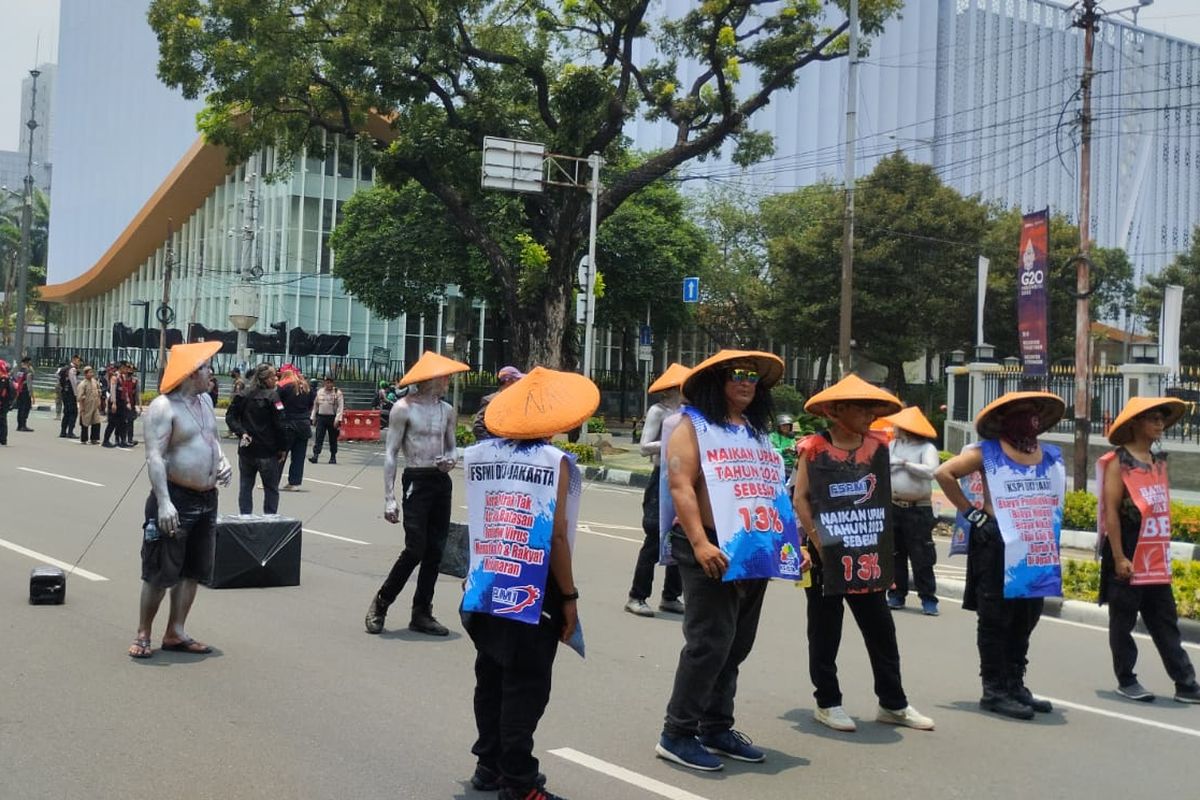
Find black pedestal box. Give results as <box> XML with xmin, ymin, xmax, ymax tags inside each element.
<box><xmin>29</xmin><ymin>566</ymin><xmax>66</xmax><ymax>604</ymax></box>
<box><xmin>204</xmin><ymin>515</ymin><xmax>303</xmax><ymax>589</ymax></box>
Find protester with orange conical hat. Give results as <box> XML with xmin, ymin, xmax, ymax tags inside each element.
<box><xmin>1097</xmin><ymin>397</ymin><xmax>1200</xmax><ymax>704</ymax></box>
<box><xmin>461</xmin><ymin>367</ymin><xmax>597</xmax><ymax>798</ymax></box>
<box><xmin>128</xmin><ymin>341</ymin><xmax>231</xmax><ymax>659</ymax></box>
<box><xmin>795</xmin><ymin>374</ymin><xmax>934</xmax><ymax>733</ymax></box>
<box><xmin>884</xmin><ymin>406</ymin><xmax>941</xmax><ymax>616</ymax></box>
<box><xmin>366</xmin><ymin>350</ymin><xmax>470</xmax><ymax>637</ymax></box>
<box><xmin>625</xmin><ymin>362</ymin><xmax>690</xmax><ymax>619</ymax></box>
<box><xmin>936</xmin><ymin>391</ymin><xmax>1066</xmax><ymax>720</ymax></box>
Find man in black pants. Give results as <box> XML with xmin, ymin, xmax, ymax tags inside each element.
<box><xmin>625</xmin><ymin>362</ymin><xmax>689</xmax><ymax>618</ymax></box>
<box><xmin>309</xmin><ymin>375</ymin><xmax>344</xmax><ymax>464</ymax></box>
<box><xmin>59</xmin><ymin>354</ymin><xmax>81</xmax><ymax>438</ymax></box>
<box><xmin>226</xmin><ymin>363</ymin><xmax>287</xmax><ymax>515</ymax></box>
<box><xmin>15</xmin><ymin>356</ymin><xmax>35</xmax><ymax>432</ymax></box>
<box><xmin>365</xmin><ymin>351</ymin><xmax>468</xmax><ymax>636</ymax></box>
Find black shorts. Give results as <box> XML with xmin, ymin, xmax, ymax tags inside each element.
<box><xmin>140</xmin><ymin>483</ymin><xmax>218</xmax><ymax>588</ymax></box>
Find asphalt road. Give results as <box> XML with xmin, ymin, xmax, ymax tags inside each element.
<box><xmin>1</xmin><ymin>409</ymin><xmax>1197</xmax><ymax>799</ymax></box>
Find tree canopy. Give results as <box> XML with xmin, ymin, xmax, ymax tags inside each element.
<box><xmin>1137</xmin><ymin>228</ymin><xmax>1200</xmax><ymax>365</ymax></box>
<box><xmin>148</xmin><ymin>0</ymin><xmax>903</xmax><ymax>368</ymax></box>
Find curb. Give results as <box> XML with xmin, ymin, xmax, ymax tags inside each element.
<box><xmin>935</xmin><ymin>577</ymin><xmax>1200</xmax><ymax>644</ymax></box>
<box><xmin>583</xmin><ymin>466</ymin><xmax>652</xmax><ymax>489</ymax></box>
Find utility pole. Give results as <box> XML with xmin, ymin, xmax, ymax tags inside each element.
<box><xmin>1071</xmin><ymin>1</ymin><xmax>1099</xmax><ymax>491</ymax></box>
<box><xmin>14</xmin><ymin>68</ymin><xmax>40</xmax><ymax>361</ymax></box>
<box><xmin>838</xmin><ymin>0</ymin><xmax>859</xmax><ymax>378</ymax></box>
<box><xmin>158</xmin><ymin>219</ymin><xmax>174</xmax><ymax>382</ymax></box>
<box><xmin>582</xmin><ymin>152</ymin><xmax>601</xmax><ymax>380</ymax></box>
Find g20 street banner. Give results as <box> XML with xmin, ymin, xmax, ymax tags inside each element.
<box><xmin>1017</xmin><ymin>209</ymin><xmax>1050</xmax><ymax>376</ymax></box>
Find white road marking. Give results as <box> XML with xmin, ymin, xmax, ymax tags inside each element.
<box><xmin>1047</xmin><ymin>697</ymin><xmax>1200</xmax><ymax>739</ymax></box>
<box><xmin>17</xmin><ymin>467</ymin><xmax>104</xmax><ymax>487</ymax></box>
<box><xmin>580</xmin><ymin>519</ymin><xmax>645</xmax><ymax>532</ymax></box>
<box><xmin>306</xmin><ymin>529</ymin><xmax>370</xmax><ymax>545</ymax></box>
<box><xmin>548</xmin><ymin>748</ymin><xmax>712</xmax><ymax>800</ymax></box>
<box><xmin>304</xmin><ymin>478</ymin><xmax>362</xmax><ymax>490</ymax></box>
<box><xmin>576</xmin><ymin>525</ymin><xmax>641</xmax><ymax>544</ymax></box>
<box><xmin>0</xmin><ymin>537</ymin><xmax>109</xmax><ymax>581</ymax></box>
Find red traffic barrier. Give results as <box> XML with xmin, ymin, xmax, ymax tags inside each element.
<box><xmin>339</xmin><ymin>409</ymin><xmax>381</xmax><ymax>441</ymax></box>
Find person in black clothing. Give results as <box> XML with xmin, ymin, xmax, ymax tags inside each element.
<box><xmin>0</xmin><ymin>359</ymin><xmax>12</xmax><ymax>445</ymax></box>
<box><xmin>59</xmin><ymin>355</ymin><xmax>81</xmax><ymax>438</ymax></box>
<box><xmin>278</xmin><ymin>365</ymin><xmax>315</xmax><ymax>490</ymax></box>
<box><xmin>15</xmin><ymin>356</ymin><xmax>34</xmax><ymax>432</ymax></box>
<box><xmin>226</xmin><ymin>363</ymin><xmax>287</xmax><ymax>515</ymax></box>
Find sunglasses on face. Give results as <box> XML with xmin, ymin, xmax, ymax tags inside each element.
<box><xmin>728</xmin><ymin>369</ymin><xmax>760</xmax><ymax>384</ymax></box>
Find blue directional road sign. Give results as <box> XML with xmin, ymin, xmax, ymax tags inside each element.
<box><xmin>639</xmin><ymin>324</ymin><xmax>653</xmax><ymax>346</ymax></box>
<box><xmin>682</xmin><ymin>277</ymin><xmax>700</xmax><ymax>303</ymax></box>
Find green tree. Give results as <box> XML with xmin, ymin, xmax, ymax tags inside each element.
<box><xmin>691</xmin><ymin>186</ymin><xmax>772</xmax><ymax>348</ymax></box>
<box><xmin>0</xmin><ymin>188</ymin><xmax>50</xmax><ymax>345</ymax></box>
<box><xmin>1137</xmin><ymin>227</ymin><xmax>1200</xmax><ymax>365</ymax></box>
<box><xmin>148</xmin><ymin>0</ymin><xmax>902</xmax><ymax>368</ymax></box>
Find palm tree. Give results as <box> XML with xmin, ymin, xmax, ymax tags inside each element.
<box><xmin>0</xmin><ymin>188</ymin><xmax>50</xmax><ymax>346</ymax></box>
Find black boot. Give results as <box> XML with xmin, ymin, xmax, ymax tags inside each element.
<box><xmin>980</xmin><ymin>680</ymin><xmax>1034</xmax><ymax>720</ymax></box>
<box><xmin>364</xmin><ymin>594</ymin><xmax>388</xmax><ymax>634</ymax></box>
<box><xmin>1010</xmin><ymin>669</ymin><xmax>1053</xmax><ymax>713</ymax></box>
<box><xmin>409</xmin><ymin>605</ymin><xmax>449</xmax><ymax>636</ymax></box>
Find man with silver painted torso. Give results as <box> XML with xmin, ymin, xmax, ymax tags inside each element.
<box><xmin>366</xmin><ymin>373</ymin><xmax>459</xmax><ymax>636</ymax></box>
<box><xmin>128</xmin><ymin>342</ymin><xmax>231</xmax><ymax>659</ymax></box>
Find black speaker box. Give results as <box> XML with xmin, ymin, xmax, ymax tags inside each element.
<box><xmin>29</xmin><ymin>566</ymin><xmax>66</xmax><ymax>604</ymax></box>
<box><xmin>204</xmin><ymin>515</ymin><xmax>302</xmax><ymax>589</ymax></box>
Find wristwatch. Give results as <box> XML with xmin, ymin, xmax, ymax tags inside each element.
<box><xmin>561</xmin><ymin>589</ymin><xmax>580</xmax><ymax>601</ymax></box>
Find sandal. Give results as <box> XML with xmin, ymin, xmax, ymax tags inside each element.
<box><xmin>128</xmin><ymin>638</ymin><xmax>153</xmax><ymax>659</ymax></box>
<box><xmin>160</xmin><ymin>638</ymin><xmax>213</xmax><ymax>654</ymax></box>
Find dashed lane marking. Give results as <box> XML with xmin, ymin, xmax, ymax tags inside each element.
<box><xmin>1047</xmin><ymin>697</ymin><xmax>1200</xmax><ymax>739</ymax></box>
<box><xmin>306</xmin><ymin>529</ymin><xmax>371</xmax><ymax>545</ymax></box>
<box><xmin>548</xmin><ymin>748</ymin><xmax>712</xmax><ymax>800</ymax></box>
<box><xmin>304</xmin><ymin>478</ymin><xmax>362</xmax><ymax>490</ymax></box>
<box><xmin>17</xmin><ymin>467</ymin><xmax>104</xmax><ymax>487</ymax></box>
<box><xmin>0</xmin><ymin>537</ymin><xmax>109</xmax><ymax>581</ymax></box>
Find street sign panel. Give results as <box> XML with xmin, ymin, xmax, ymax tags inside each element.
<box><xmin>481</xmin><ymin>137</ymin><xmax>545</xmax><ymax>194</ymax></box>
<box><xmin>371</xmin><ymin>346</ymin><xmax>390</xmax><ymax>366</ymax></box>
<box><xmin>638</xmin><ymin>344</ymin><xmax>652</xmax><ymax>361</ymax></box>
<box><xmin>639</xmin><ymin>324</ymin><xmax>652</xmax><ymax>346</ymax></box>
<box><xmin>682</xmin><ymin>276</ymin><xmax>700</xmax><ymax>303</ymax></box>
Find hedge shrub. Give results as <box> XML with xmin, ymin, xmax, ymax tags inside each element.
<box><xmin>586</xmin><ymin>416</ymin><xmax>607</xmax><ymax>434</ymax></box>
<box><xmin>1061</xmin><ymin>489</ymin><xmax>1200</xmax><ymax>544</ymax></box>
<box><xmin>455</xmin><ymin>424</ymin><xmax>476</xmax><ymax>448</ymax></box>
<box><xmin>1060</xmin><ymin>558</ymin><xmax>1200</xmax><ymax>620</ymax></box>
<box><xmin>560</xmin><ymin>442</ymin><xmax>598</xmax><ymax>464</ymax></box>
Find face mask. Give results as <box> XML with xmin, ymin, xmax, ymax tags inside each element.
<box><xmin>1000</xmin><ymin>411</ymin><xmax>1040</xmax><ymax>454</ymax></box>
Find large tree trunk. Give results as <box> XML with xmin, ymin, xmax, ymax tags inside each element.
<box><xmin>510</xmin><ymin>279</ymin><xmax>573</xmax><ymax>370</ymax></box>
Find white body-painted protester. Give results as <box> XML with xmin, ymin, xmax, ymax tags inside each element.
<box><xmin>366</xmin><ymin>351</ymin><xmax>469</xmax><ymax>636</ymax></box>
<box><xmin>460</xmin><ymin>367</ymin><xmax>596</xmax><ymax>800</ymax></box>
<box><xmin>1097</xmin><ymin>397</ymin><xmax>1200</xmax><ymax>704</ymax></box>
<box><xmin>883</xmin><ymin>406</ymin><xmax>942</xmax><ymax>615</ymax></box>
<box><xmin>794</xmin><ymin>375</ymin><xmax>935</xmax><ymax>734</ymax></box>
<box><xmin>128</xmin><ymin>341</ymin><xmax>232</xmax><ymax>659</ymax></box>
<box><xmin>936</xmin><ymin>391</ymin><xmax>1065</xmax><ymax>720</ymax></box>
<box><xmin>625</xmin><ymin>362</ymin><xmax>690</xmax><ymax>618</ymax></box>
<box><xmin>656</xmin><ymin>350</ymin><xmax>806</xmax><ymax>773</ymax></box>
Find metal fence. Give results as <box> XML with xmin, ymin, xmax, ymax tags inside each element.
<box><xmin>980</xmin><ymin>366</ymin><xmax>1125</xmax><ymax>437</ymax></box>
<box><xmin>1163</xmin><ymin>370</ymin><xmax>1200</xmax><ymax>445</ymax></box>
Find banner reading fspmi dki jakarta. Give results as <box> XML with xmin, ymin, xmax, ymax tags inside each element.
<box><xmin>1017</xmin><ymin>209</ymin><xmax>1050</xmax><ymax>376</ymax></box>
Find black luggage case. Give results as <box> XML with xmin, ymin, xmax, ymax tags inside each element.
<box><xmin>204</xmin><ymin>515</ymin><xmax>303</xmax><ymax>589</ymax></box>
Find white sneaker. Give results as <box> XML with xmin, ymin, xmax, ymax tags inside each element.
<box><xmin>624</xmin><ymin>598</ymin><xmax>655</xmax><ymax>617</ymax></box>
<box><xmin>814</xmin><ymin>705</ymin><xmax>857</xmax><ymax>732</ymax></box>
<box><xmin>876</xmin><ymin>705</ymin><xmax>935</xmax><ymax>730</ymax></box>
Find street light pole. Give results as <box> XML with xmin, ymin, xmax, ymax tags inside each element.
<box><xmin>130</xmin><ymin>301</ymin><xmax>150</xmax><ymax>381</ymax></box>
<box><xmin>582</xmin><ymin>153</ymin><xmax>601</xmax><ymax>380</ymax></box>
<box><xmin>14</xmin><ymin>68</ymin><xmax>40</xmax><ymax>361</ymax></box>
<box><xmin>837</xmin><ymin>0</ymin><xmax>859</xmax><ymax>378</ymax></box>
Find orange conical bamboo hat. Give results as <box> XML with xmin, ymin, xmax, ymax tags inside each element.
<box><xmin>398</xmin><ymin>350</ymin><xmax>470</xmax><ymax>387</ymax></box>
<box><xmin>805</xmin><ymin>374</ymin><xmax>902</xmax><ymax>419</ymax></box>
<box><xmin>160</xmin><ymin>341</ymin><xmax>222</xmax><ymax>394</ymax></box>
<box><xmin>974</xmin><ymin>391</ymin><xmax>1064</xmax><ymax>439</ymax></box>
<box><xmin>1107</xmin><ymin>397</ymin><xmax>1186</xmax><ymax>446</ymax></box>
<box><xmin>682</xmin><ymin>350</ymin><xmax>784</xmax><ymax>398</ymax></box>
<box><xmin>648</xmin><ymin>363</ymin><xmax>691</xmax><ymax>394</ymax></box>
<box><xmin>886</xmin><ymin>406</ymin><xmax>938</xmax><ymax>440</ymax></box>
<box><xmin>484</xmin><ymin>367</ymin><xmax>600</xmax><ymax>440</ymax></box>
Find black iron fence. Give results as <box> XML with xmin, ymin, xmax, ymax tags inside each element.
<box><xmin>980</xmin><ymin>366</ymin><xmax>1124</xmax><ymax>436</ymax></box>
<box><xmin>1163</xmin><ymin>370</ymin><xmax>1200</xmax><ymax>445</ymax></box>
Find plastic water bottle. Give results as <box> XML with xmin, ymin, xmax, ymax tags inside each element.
<box><xmin>143</xmin><ymin>520</ymin><xmax>160</xmax><ymax>542</ymax></box>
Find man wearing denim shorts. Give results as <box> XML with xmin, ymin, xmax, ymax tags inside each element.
<box><xmin>128</xmin><ymin>341</ymin><xmax>232</xmax><ymax>659</ymax></box>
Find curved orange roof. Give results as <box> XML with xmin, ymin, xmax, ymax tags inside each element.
<box><xmin>41</xmin><ymin>137</ymin><xmax>234</xmax><ymax>304</ymax></box>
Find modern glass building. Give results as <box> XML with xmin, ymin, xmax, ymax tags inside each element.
<box><xmin>43</xmin><ymin>0</ymin><xmax>1200</xmax><ymax>370</ymax></box>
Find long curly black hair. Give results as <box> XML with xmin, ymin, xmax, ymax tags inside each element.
<box><xmin>685</xmin><ymin>364</ymin><xmax>775</xmax><ymax>437</ymax></box>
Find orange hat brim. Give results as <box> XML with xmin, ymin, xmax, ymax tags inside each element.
<box><xmin>649</xmin><ymin>363</ymin><xmax>691</xmax><ymax>394</ymax></box>
<box><xmin>681</xmin><ymin>350</ymin><xmax>784</xmax><ymax>398</ymax></box>
<box><xmin>1107</xmin><ymin>397</ymin><xmax>1186</xmax><ymax>446</ymax></box>
<box><xmin>975</xmin><ymin>391</ymin><xmax>1065</xmax><ymax>439</ymax></box>
<box><xmin>399</xmin><ymin>350</ymin><xmax>470</xmax><ymax>387</ymax></box>
<box><xmin>160</xmin><ymin>341</ymin><xmax>223</xmax><ymax>394</ymax></box>
<box><xmin>804</xmin><ymin>374</ymin><xmax>902</xmax><ymax>419</ymax></box>
<box><xmin>886</xmin><ymin>406</ymin><xmax>938</xmax><ymax>439</ymax></box>
<box><xmin>483</xmin><ymin>367</ymin><xmax>600</xmax><ymax>440</ymax></box>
